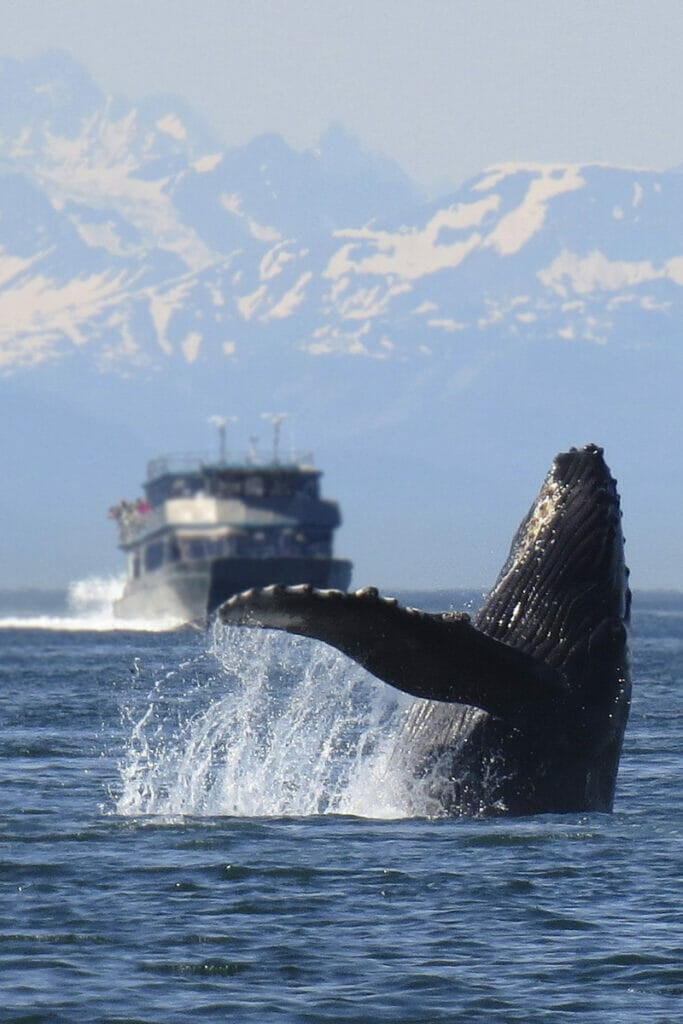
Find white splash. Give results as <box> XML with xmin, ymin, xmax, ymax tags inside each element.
<box><xmin>0</xmin><ymin>575</ymin><xmax>183</xmax><ymax>632</ymax></box>
<box><xmin>115</xmin><ymin>625</ymin><xmax>414</xmax><ymax>819</ymax></box>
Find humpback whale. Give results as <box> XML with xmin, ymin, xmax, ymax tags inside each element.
<box><xmin>219</xmin><ymin>445</ymin><xmax>631</xmax><ymax>816</ymax></box>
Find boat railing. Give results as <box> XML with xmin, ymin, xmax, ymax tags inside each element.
<box><xmin>114</xmin><ymin>505</ymin><xmax>164</xmax><ymax>545</ymax></box>
<box><xmin>146</xmin><ymin>451</ymin><xmax>316</xmax><ymax>479</ymax></box>
<box><xmin>146</xmin><ymin>453</ymin><xmax>206</xmax><ymax>480</ymax></box>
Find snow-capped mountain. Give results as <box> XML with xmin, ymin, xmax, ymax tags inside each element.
<box><xmin>2</xmin><ymin>51</ymin><xmax>682</xmax><ymax>591</ymax></box>
<box><xmin>3</xmin><ymin>50</ymin><xmax>683</xmax><ymax>378</ymax></box>
<box><xmin>0</xmin><ymin>51</ymin><xmax>423</xmax><ymax>373</ymax></box>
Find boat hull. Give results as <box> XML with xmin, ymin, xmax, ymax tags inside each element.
<box><xmin>113</xmin><ymin>556</ymin><xmax>353</xmax><ymax>624</ymax></box>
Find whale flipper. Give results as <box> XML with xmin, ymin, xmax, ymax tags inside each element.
<box><xmin>220</xmin><ymin>585</ymin><xmax>566</xmax><ymax>719</ymax></box>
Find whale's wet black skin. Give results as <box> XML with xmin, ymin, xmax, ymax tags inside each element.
<box><xmin>219</xmin><ymin>445</ymin><xmax>631</xmax><ymax>816</ymax></box>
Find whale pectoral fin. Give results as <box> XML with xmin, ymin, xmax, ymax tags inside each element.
<box><xmin>218</xmin><ymin>586</ymin><xmax>566</xmax><ymax>719</ymax></box>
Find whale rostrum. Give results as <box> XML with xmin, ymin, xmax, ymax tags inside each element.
<box><xmin>219</xmin><ymin>444</ymin><xmax>631</xmax><ymax>816</ymax></box>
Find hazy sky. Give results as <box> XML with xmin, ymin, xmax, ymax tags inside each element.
<box><xmin>4</xmin><ymin>0</ymin><xmax>683</xmax><ymax>191</ymax></box>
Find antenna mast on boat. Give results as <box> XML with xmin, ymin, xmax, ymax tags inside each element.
<box><xmin>261</xmin><ymin>412</ymin><xmax>288</xmax><ymax>464</ymax></box>
<box><xmin>248</xmin><ymin>436</ymin><xmax>260</xmax><ymax>464</ymax></box>
<box><xmin>208</xmin><ymin>415</ymin><xmax>237</xmax><ymax>464</ymax></box>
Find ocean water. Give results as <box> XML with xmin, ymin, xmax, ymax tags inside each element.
<box><xmin>1</xmin><ymin>586</ymin><xmax>681</xmax><ymax>1023</ymax></box>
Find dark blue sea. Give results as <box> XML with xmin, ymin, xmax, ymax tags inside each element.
<box><xmin>1</xmin><ymin>586</ymin><xmax>682</xmax><ymax>1023</ymax></box>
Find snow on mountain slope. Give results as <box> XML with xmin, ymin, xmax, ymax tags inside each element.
<box><xmin>0</xmin><ymin>53</ymin><xmax>426</xmax><ymax>370</ymax></box>
<box><xmin>3</xmin><ymin>54</ymin><xmax>683</xmax><ymax>376</ymax></box>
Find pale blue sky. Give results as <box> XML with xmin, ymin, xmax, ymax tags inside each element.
<box><xmin>3</xmin><ymin>0</ymin><xmax>683</xmax><ymax>191</ymax></box>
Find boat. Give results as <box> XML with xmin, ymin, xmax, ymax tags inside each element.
<box><xmin>110</xmin><ymin>440</ymin><xmax>352</xmax><ymax>623</ymax></box>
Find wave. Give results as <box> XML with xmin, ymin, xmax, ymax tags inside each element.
<box><xmin>0</xmin><ymin>574</ymin><xmax>183</xmax><ymax>632</ymax></box>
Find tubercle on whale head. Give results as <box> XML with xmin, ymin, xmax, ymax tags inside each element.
<box><xmin>472</xmin><ymin>441</ymin><xmax>630</xmax><ymax>675</ymax></box>
<box><xmin>551</xmin><ymin>444</ymin><xmax>607</xmax><ymax>500</ymax></box>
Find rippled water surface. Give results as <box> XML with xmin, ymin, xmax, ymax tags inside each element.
<box><xmin>1</xmin><ymin>591</ymin><xmax>682</xmax><ymax>1022</ymax></box>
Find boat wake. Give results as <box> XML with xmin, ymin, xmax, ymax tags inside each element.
<box><xmin>115</xmin><ymin>623</ymin><xmax>417</xmax><ymax>819</ymax></box>
<box><xmin>0</xmin><ymin>575</ymin><xmax>183</xmax><ymax>632</ymax></box>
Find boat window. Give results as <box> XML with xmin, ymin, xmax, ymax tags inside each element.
<box><xmin>300</xmin><ymin>477</ymin><xmax>319</xmax><ymax>499</ymax></box>
<box><xmin>145</xmin><ymin>542</ymin><xmax>164</xmax><ymax>571</ymax></box>
<box><xmin>244</xmin><ymin>475</ymin><xmax>265</xmax><ymax>497</ymax></box>
<box><xmin>187</xmin><ymin>539</ymin><xmax>206</xmax><ymax>559</ymax></box>
<box><xmin>216</xmin><ymin>479</ymin><xmax>244</xmax><ymax>497</ymax></box>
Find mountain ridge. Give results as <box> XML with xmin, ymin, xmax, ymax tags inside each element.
<box><xmin>1</xmin><ymin>52</ymin><xmax>681</xmax><ymax>591</ymax></box>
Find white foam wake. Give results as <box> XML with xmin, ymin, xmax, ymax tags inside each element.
<box><xmin>115</xmin><ymin>624</ymin><xmax>415</xmax><ymax>819</ymax></box>
<box><xmin>0</xmin><ymin>575</ymin><xmax>183</xmax><ymax>632</ymax></box>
